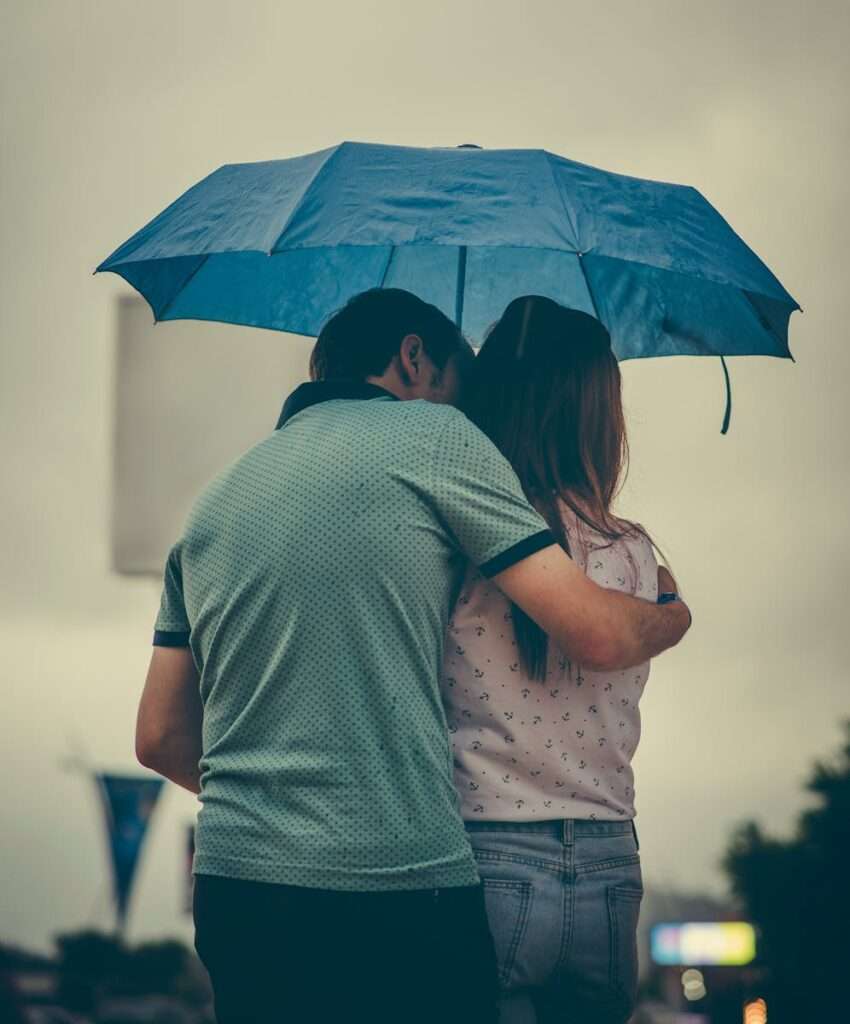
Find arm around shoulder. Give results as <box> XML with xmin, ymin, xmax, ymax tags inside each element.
<box><xmin>491</xmin><ymin>544</ymin><xmax>691</xmax><ymax>672</ymax></box>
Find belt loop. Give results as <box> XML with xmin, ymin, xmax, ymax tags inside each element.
<box><xmin>562</xmin><ymin>819</ymin><xmax>574</xmax><ymax>846</ymax></box>
<box><xmin>631</xmin><ymin>820</ymin><xmax>640</xmax><ymax>851</ymax></box>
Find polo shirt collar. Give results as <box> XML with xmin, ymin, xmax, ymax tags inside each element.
<box><xmin>276</xmin><ymin>380</ymin><xmax>399</xmax><ymax>429</ymax></box>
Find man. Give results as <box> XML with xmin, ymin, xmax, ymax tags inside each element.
<box><xmin>136</xmin><ymin>288</ymin><xmax>690</xmax><ymax>1023</ymax></box>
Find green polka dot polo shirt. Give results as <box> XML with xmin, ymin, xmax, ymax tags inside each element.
<box><xmin>154</xmin><ymin>381</ymin><xmax>553</xmax><ymax>891</ymax></box>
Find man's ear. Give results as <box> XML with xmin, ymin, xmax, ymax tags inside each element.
<box><xmin>398</xmin><ymin>333</ymin><xmax>423</xmax><ymax>384</ymax></box>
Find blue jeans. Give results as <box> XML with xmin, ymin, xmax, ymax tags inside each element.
<box><xmin>465</xmin><ymin>819</ymin><xmax>643</xmax><ymax>1024</ymax></box>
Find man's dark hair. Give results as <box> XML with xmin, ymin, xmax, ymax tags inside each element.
<box><xmin>310</xmin><ymin>288</ymin><xmax>468</xmax><ymax>381</ymax></box>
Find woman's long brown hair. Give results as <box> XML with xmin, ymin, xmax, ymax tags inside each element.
<box><xmin>464</xmin><ymin>295</ymin><xmax>643</xmax><ymax>680</ymax></box>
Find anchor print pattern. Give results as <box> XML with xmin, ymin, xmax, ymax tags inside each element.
<box><xmin>440</xmin><ymin>504</ymin><xmax>658</xmax><ymax>822</ymax></box>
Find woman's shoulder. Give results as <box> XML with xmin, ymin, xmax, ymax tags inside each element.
<box><xmin>556</xmin><ymin>501</ymin><xmax>658</xmax><ymax>593</ymax></box>
<box><xmin>606</xmin><ymin>515</ymin><xmax>656</xmax><ymax>562</ymax></box>
<box><xmin>614</xmin><ymin>520</ymin><xmax>659</xmax><ymax>599</ymax></box>
<box><xmin>556</xmin><ymin>500</ymin><xmax>653</xmax><ymax>551</ymax></box>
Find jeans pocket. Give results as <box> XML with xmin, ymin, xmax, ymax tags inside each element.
<box><xmin>481</xmin><ymin>878</ymin><xmax>533</xmax><ymax>989</ymax></box>
<box><xmin>607</xmin><ymin>885</ymin><xmax>643</xmax><ymax>1009</ymax></box>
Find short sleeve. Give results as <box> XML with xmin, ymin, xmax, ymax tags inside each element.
<box><xmin>429</xmin><ymin>410</ymin><xmax>555</xmax><ymax>576</ymax></box>
<box><xmin>153</xmin><ymin>544</ymin><xmax>191</xmax><ymax>647</ymax></box>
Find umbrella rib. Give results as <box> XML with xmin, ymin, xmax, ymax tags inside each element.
<box><xmin>542</xmin><ymin>151</ymin><xmax>581</xmax><ymax>250</ymax></box>
<box><xmin>576</xmin><ymin>253</ymin><xmax>602</xmax><ymax>321</ymax></box>
<box><xmin>267</xmin><ymin>145</ymin><xmax>344</xmax><ymax>255</ymax></box>
<box><xmin>542</xmin><ymin>152</ymin><xmax>603</xmax><ymax>322</ymax></box>
<box><xmin>378</xmin><ymin>246</ymin><xmax>396</xmax><ymax>288</ymax></box>
<box><xmin>155</xmin><ymin>255</ymin><xmax>210</xmax><ymax>321</ymax></box>
<box><xmin>741</xmin><ymin>289</ymin><xmax>794</xmax><ymax>354</ymax></box>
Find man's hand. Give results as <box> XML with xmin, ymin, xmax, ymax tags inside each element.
<box><xmin>136</xmin><ymin>646</ymin><xmax>203</xmax><ymax>795</ymax></box>
<box><xmin>493</xmin><ymin>544</ymin><xmax>691</xmax><ymax>672</ymax></box>
<box><xmin>658</xmin><ymin>565</ymin><xmax>678</xmax><ymax>595</ymax></box>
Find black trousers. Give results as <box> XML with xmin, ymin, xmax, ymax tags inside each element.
<box><xmin>193</xmin><ymin>874</ymin><xmax>499</xmax><ymax>1024</ymax></box>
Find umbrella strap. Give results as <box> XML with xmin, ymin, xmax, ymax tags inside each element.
<box><xmin>720</xmin><ymin>356</ymin><xmax>732</xmax><ymax>435</ymax></box>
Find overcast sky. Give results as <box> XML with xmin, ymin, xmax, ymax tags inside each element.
<box><xmin>2</xmin><ymin>0</ymin><xmax>849</xmax><ymax>952</ymax></box>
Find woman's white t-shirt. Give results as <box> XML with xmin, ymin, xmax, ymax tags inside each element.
<box><xmin>441</xmin><ymin>504</ymin><xmax>658</xmax><ymax>821</ymax></box>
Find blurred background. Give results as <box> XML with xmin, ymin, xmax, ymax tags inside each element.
<box><xmin>2</xmin><ymin>2</ymin><xmax>848</xmax><ymax>1022</ymax></box>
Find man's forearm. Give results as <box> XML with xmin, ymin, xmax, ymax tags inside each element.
<box><xmin>600</xmin><ymin>589</ymin><xmax>691</xmax><ymax>670</ymax></box>
<box><xmin>492</xmin><ymin>544</ymin><xmax>691</xmax><ymax>673</ymax></box>
<box><xmin>137</xmin><ymin>647</ymin><xmax>204</xmax><ymax>795</ymax></box>
<box><xmin>159</xmin><ymin>762</ymin><xmax>202</xmax><ymax>796</ymax></box>
<box><xmin>139</xmin><ymin>736</ymin><xmax>202</xmax><ymax>795</ymax></box>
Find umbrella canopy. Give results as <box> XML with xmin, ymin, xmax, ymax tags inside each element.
<box><xmin>97</xmin><ymin>140</ymin><xmax>799</xmax><ymax>366</ymax></box>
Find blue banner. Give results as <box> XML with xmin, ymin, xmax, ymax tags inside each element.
<box><xmin>97</xmin><ymin>774</ymin><xmax>163</xmax><ymax>927</ymax></box>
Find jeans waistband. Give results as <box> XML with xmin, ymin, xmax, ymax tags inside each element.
<box><xmin>464</xmin><ymin>818</ymin><xmax>638</xmax><ymax>846</ymax></box>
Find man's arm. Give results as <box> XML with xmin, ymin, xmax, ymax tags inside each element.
<box><xmin>136</xmin><ymin>647</ymin><xmax>203</xmax><ymax>795</ymax></box>
<box><xmin>493</xmin><ymin>544</ymin><xmax>690</xmax><ymax>672</ymax></box>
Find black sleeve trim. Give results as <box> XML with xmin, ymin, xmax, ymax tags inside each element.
<box><xmin>153</xmin><ymin>630</ymin><xmax>191</xmax><ymax>648</ymax></box>
<box><xmin>479</xmin><ymin>529</ymin><xmax>557</xmax><ymax>578</ymax></box>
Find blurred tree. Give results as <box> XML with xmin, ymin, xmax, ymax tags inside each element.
<box><xmin>53</xmin><ymin>930</ymin><xmax>210</xmax><ymax>1012</ymax></box>
<box><xmin>724</xmin><ymin>721</ymin><xmax>850</xmax><ymax>1023</ymax></box>
<box><xmin>0</xmin><ymin>947</ymin><xmax>28</xmax><ymax>1024</ymax></box>
<box><xmin>121</xmin><ymin>941</ymin><xmax>189</xmax><ymax>996</ymax></box>
<box><xmin>123</xmin><ymin>939</ymin><xmax>210</xmax><ymax>1006</ymax></box>
<box><xmin>55</xmin><ymin>929</ymin><xmax>126</xmax><ymax>1012</ymax></box>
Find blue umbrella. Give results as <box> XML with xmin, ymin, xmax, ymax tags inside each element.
<box><xmin>97</xmin><ymin>141</ymin><xmax>800</xmax><ymax>430</ymax></box>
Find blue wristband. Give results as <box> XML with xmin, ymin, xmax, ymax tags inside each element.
<box><xmin>658</xmin><ymin>591</ymin><xmax>692</xmax><ymax>629</ymax></box>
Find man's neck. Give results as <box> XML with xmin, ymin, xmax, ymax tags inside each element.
<box><xmin>275</xmin><ymin>379</ymin><xmax>398</xmax><ymax>429</ymax></box>
<box><xmin>365</xmin><ymin>372</ymin><xmax>406</xmax><ymax>401</ymax></box>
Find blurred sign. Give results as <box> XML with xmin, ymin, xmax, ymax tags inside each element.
<box><xmin>112</xmin><ymin>294</ymin><xmax>312</xmax><ymax>575</ymax></box>
<box><xmin>650</xmin><ymin>922</ymin><xmax>756</xmax><ymax>966</ymax></box>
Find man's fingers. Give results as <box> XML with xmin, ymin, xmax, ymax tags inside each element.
<box><xmin>658</xmin><ymin>565</ymin><xmax>677</xmax><ymax>593</ymax></box>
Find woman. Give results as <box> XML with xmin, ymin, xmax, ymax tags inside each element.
<box><xmin>441</xmin><ymin>296</ymin><xmax>679</xmax><ymax>1024</ymax></box>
